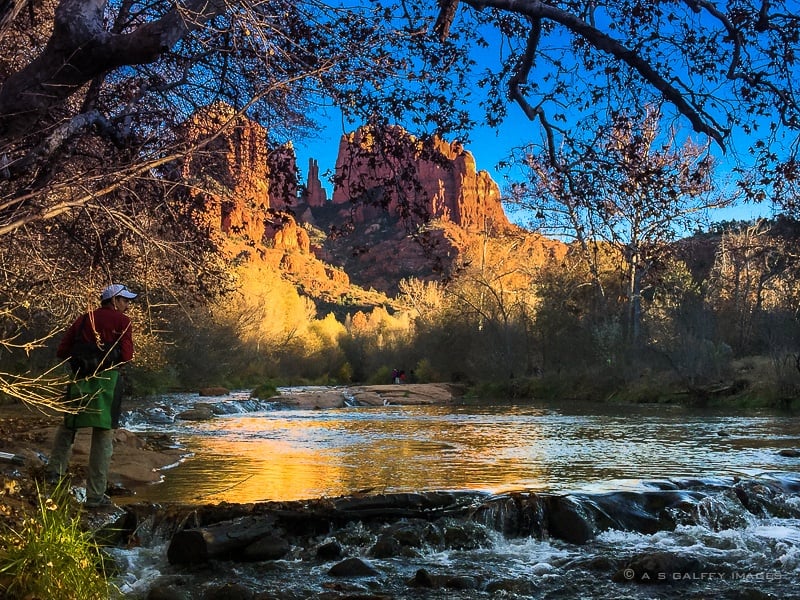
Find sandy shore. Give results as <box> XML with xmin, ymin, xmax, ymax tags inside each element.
<box><xmin>0</xmin><ymin>407</ymin><xmax>184</xmax><ymax>489</ymax></box>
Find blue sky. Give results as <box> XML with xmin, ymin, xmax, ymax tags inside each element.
<box><xmin>289</xmin><ymin>7</ymin><xmax>777</xmax><ymax>230</ymax></box>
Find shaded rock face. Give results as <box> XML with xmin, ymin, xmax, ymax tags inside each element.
<box><xmin>331</xmin><ymin>125</ymin><xmax>511</xmax><ymax>234</ymax></box>
<box><xmin>267</xmin><ymin>142</ymin><xmax>298</xmax><ymax>211</ymax></box>
<box><xmin>181</xmin><ymin>103</ymin><xmax>272</xmax><ymax>244</ymax></box>
<box><xmin>180</xmin><ymin>104</ymin><xmax>305</xmax><ymax>255</ymax></box>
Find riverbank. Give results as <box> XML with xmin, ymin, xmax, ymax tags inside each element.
<box><xmin>0</xmin><ymin>403</ymin><xmax>183</xmax><ymax>531</ymax></box>
<box><xmin>2</xmin><ymin>385</ymin><xmax>800</xmax><ymax>599</ymax></box>
<box><xmin>0</xmin><ymin>403</ymin><xmax>184</xmax><ymax>486</ymax></box>
<box><xmin>0</xmin><ymin>383</ymin><xmax>466</xmax><ymax>524</ymax></box>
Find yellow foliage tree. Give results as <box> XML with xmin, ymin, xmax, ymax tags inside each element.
<box><xmin>221</xmin><ymin>265</ymin><xmax>315</xmax><ymax>353</ymax></box>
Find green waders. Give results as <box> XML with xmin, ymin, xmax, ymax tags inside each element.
<box><xmin>47</xmin><ymin>370</ymin><xmax>121</xmax><ymax>505</ymax></box>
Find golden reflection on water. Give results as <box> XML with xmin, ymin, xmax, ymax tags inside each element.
<box><xmin>172</xmin><ymin>438</ymin><xmax>346</xmax><ymax>503</ymax></box>
<box><xmin>132</xmin><ymin>408</ymin><xmax>550</xmax><ymax>504</ymax></box>
<box><xmin>128</xmin><ymin>405</ymin><xmax>800</xmax><ymax>505</ymax></box>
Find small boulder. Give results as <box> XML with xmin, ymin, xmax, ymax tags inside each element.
<box><xmin>145</xmin><ymin>576</ymin><xmax>193</xmax><ymax>600</ymax></box>
<box><xmin>242</xmin><ymin>535</ymin><xmax>290</xmax><ymax>561</ymax></box>
<box><xmin>444</xmin><ymin>575</ymin><xmax>478</xmax><ymax>590</ymax></box>
<box><xmin>386</xmin><ymin>519</ymin><xmax>435</xmax><ymax>548</ymax></box>
<box><xmin>546</xmin><ymin>496</ymin><xmax>596</xmax><ymax>544</ymax></box>
<box><xmin>146</xmin><ymin>585</ymin><xmax>192</xmax><ymax>600</ymax></box>
<box><xmin>202</xmin><ymin>582</ymin><xmax>255</xmax><ymax>600</ymax></box>
<box><xmin>407</xmin><ymin>568</ymin><xmax>435</xmax><ymax>588</ymax></box>
<box><xmin>486</xmin><ymin>578</ymin><xmax>537</xmax><ymax>595</ymax></box>
<box><xmin>199</xmin><ymin>387</ymin><xmax>230</xmax><ymax>397</ymax></box>
<box><xmin>406</xmin><ymin>568</ymin><xmax>475</xmax><ymax>589</ymax></box>
<box><xmin>370</xmin><ymin>534</ymin><xmax>401</xmax><ymax>558</ymax></box>
<box><xmin>328</xmin><ymin>557</ymin><xmax>380</xmax><ymax>577</ymax></box>
<box><xmin>176</xmin><ymin>404</ymin><xmax>215</xmax><ymax>421</ymax></box>
<box><xmin>316</xmin><ymin>540</ymin><xmax>343</xmax><ymax>560</ymax></box>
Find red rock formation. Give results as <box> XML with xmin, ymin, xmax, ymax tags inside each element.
<box><xmin>178</xmin><ymin>104</ymin><xmax>351</xmax><ymax>298</ymax></box>
<box><xmin>178</xmin><ymin>110</ymin><xmax>562</xmax><ymax>299</ymax></box>
<box><xmin>181</xmin><ymin>103</ymin><xmax>272</xmax><ymax>243</ymax></box>
<box><xmin>331</xmin><ymin>126</ymin><xmax>510</xmax><ymax>233</ymax></box>
<box><xmin>180</xmin><ymin>105</ymin><xmax>311</xmax><ymax>253</ymax></box>
<box><xmin>267</xmin><ymin>142</ymin><xmax>298</xmax><ymax>210</ymax></box>
<box><xmin>303</xmin><ymin>158</ymin><xmax>328</xmax><ymax>207</ymax></box>
<box><xmin>266</xmin><ymin>213</ymin><xmax>311</xmax><ymax>253</ymax></box>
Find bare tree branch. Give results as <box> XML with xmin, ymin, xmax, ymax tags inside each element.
<box><xmin>507</xmin><ymin>17</ymin><xmax>541</xmax><ymax>121</ymax></box>
<box><xmin>460</xmin><ymin>0</ymin><xmax>728</xmax><ymax>148</ymax></box>
<box><xmin>0</xmin><ymin>0</ymin><xmax>229</xmax><ymax>139</ymax></box>
<box><xmin>684</xmin><ymin>0</ymin><xmax>799</xmax><ymax>127</ymax></box>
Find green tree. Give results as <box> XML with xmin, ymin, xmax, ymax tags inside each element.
<box><xmin>529</xmin><ymin>252</ymin><xmax>605</xmax><ymax>373</ymax></box>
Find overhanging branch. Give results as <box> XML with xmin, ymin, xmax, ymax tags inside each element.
<box><xmin>460</xmin><ymin>0</ymin><xmax>728</xmax><ymax>149</ymax></box>
<box><xmin>0</xmin><ymin>0</ymin><xmax>229</xmax><ymax>140</ymax></box>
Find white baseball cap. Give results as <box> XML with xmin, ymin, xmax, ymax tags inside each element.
<box><xmin>100</xmin><ymin>284</ymin><xmax>138</xmax><ymax>301</ymax></box>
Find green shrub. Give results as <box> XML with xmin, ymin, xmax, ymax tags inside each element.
<box><xmin>0</xmin><ymin>484</ymin><xmax>116</xmax><ymax>599</ymax></box>
<box><xmin>129</xmin><ymin>364</ymin><xmax>180</xmax><ymax>397</ymax></box>
<box><xmin>368</xmin><ymin>365</ymin><xmax>392</xmax><ymax>385</ymax></box>
<box><xmin>412</xmin><ymin>358</ymin><xmax>437</xmax><ymax>383</ymax></box>
<box><xmin>335</xmin><ymin>362</ymin><xmax>353</xmax><ymax>383</ymax></box>
<box><xmin>251</xmin><ymin>382</ymin><xmax>279</xmax><ymax>399</ymax></box>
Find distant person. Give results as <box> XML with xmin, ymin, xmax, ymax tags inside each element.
<box><xmin>46</xmin><ymin>284</ymin><xmax>137</xmax><ymax>508</ymax></box>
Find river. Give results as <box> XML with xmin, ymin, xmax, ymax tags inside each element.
<box><xmin>112</xmin><ymin>389</ymin><xmax>800</xmax><ymax>599</ymax></box>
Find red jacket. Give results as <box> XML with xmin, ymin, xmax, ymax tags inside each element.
<box><xmin>57</xmin><ymin>305</ymin><xmax>134</xmax><ymax>363</ymax></box>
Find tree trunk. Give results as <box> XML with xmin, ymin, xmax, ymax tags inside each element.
<box><xmin>167</xmin><ymin>514</ymin><xmax>277</xmax><ymax>564</ymax></box>
<box><xmin>0</xmin><ymin>0</ymin><xmax>226</xmax><ymax>139</ymax></box>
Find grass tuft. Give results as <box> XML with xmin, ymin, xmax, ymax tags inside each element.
<box><xmin>0</xmin><ymin>482</ymin><xmax>116</xmax><ymax>599</ymax></box>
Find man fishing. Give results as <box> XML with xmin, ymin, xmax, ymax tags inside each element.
<box><xmin>46</xmin><ymin>283</ymin><xmax>137</xmax><ymax>508</ymax></box>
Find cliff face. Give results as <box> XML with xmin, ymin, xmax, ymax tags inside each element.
<box><xmin>178</xmin><ymin>105</ymin><xmax>348</xmax><ymax>302</ymax></box>
<box><xmin>180</xmin><ymin>104</ymin><xmax>312</xmax><ymax>255</ymax></box>
<box><xmin>178</xmin><ymin>109</ymin><xmax>558</xmax><ymax>300</ymax></box>
<box><xmin>331</xmin><ymin>126</ymin><xmax>510</xmax><ymax>234</ymax></box>
<box><xmin>181</xmin><ymin>103</ymin><xmax>272</xmax><ymax>243</ymax></box>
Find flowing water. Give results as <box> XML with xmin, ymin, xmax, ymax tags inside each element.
<box><xmin>112</xmin><ymin>389</ymin><xmax>800</xmax><ymax>598</ymax></box>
